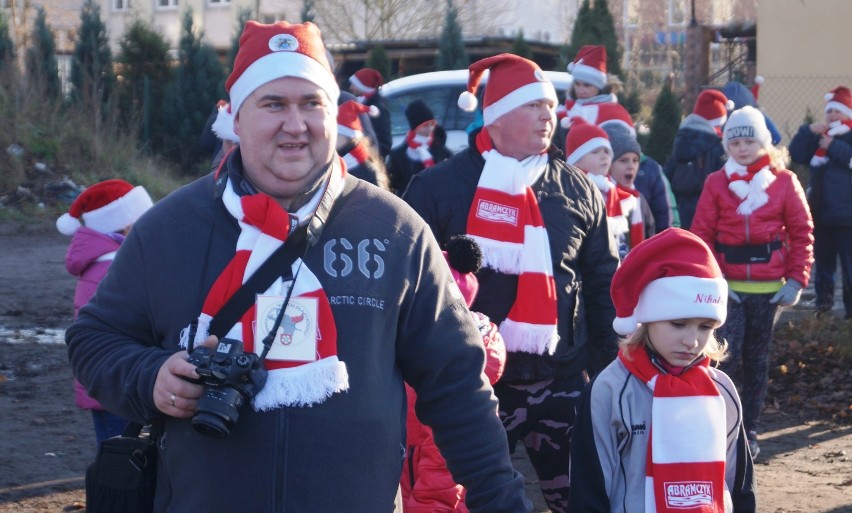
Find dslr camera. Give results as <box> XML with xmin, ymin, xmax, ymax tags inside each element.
<box><xmin>186</xmin><ymin>338</ymin><xmax>267</xmax><ymax>439</ymax></box>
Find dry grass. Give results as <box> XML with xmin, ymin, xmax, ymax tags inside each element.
<box><xmin>770</xmin><ymin>314</ymin><xmax>852</xmax><ymax>423</ymax></box>
<box><xmin>0</xmin><ymin>78</ymin><xmax>188</xmax><ymax>221</ymax></box>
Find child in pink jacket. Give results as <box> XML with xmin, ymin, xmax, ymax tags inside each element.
<box><xmin>57</xmin><ymin>179</ymin><xmax>153</xmax><ymax>445</ymax></box>
<box><xmin>400</xmin><ymin>235</ymin><xmax>506</xmax><ymax>512</ymax></box>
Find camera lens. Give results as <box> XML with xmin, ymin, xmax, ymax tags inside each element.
<box><xmin>192</xmin><ymin>412</ymin><xmax>231</xmax><ymax>439</ymax></box>
<box><xmin>191</xmin><ymin>387</ymin><xmax>246</xmax><ymax>439</ymax></box>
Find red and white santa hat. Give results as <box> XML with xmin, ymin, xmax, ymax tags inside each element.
<box><xmin>336</xmin><ymin>100</ymin><xmax>379</xmax><ymax>139</ymax></box>
<box><xmin>225</xmin><ymin>21</ymin><xmax>339</xmax><ymax>123</ymax></box>
<box><xmin>567</xmin><ymin>45</ymin><xmax>608</xmax><ymax>90</ymax></box>
<box><xmin>564</xmin><ymin>117</ymin><xmax>611</xmax><ymax>165</ymax></box>
<box><xmin>56</xmin><ymin>179</ymin><xmax>153</xmax><ymax>236</ymax></box>
<box><xmin>824</xmin><ymin>86</ymin><xmax>852</xmax><ymax>118</ymax></box>
<box><xmin>693</xmin><ymin>89</ymin><xmax>734</xmax><ymax>127</ymax></box>
<box><xmin>611</xmin><ymin>228</ymin><xmax>728</xmax><ymax>336</ymax></box>
<box><xmin>458</xmin><ymin>53</ymin><xmax>557</xmax><ymax>126</ymax></box>
<box><xmin>349</xmin><ymin>67</ymin><xmax>384</xmax><ymax>95</ymax></box>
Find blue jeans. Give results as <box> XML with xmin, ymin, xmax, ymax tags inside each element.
<box><xmin>813</xmin><ymin>225</ymin><xmax>852</xmax><ymax>317</ymax></box>
<box><xmin>91</xmin><ymin>410</ymin><xmax>128</xmax><ymax>445</ymax></box>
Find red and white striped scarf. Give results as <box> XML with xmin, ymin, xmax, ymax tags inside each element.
<box><xmin>619</xmin><ymin>347</ymin><xmax>730</xmax><ymax>513</ymax></box>
<box><xmin>466</xmin><ymin>128</ymin><xmax>558</xmax><ymax>355</ymax></box>
<box><xmin>182</xmin><ymin>164</ymin><xmax>349</xmax><ymax>410</ymax></box>
<box><xmin>615</xmin><ymin>184</ymin><xmax>645</xmax><ymax>251</ymax></box>
<box><xmin>810</xmin><ymin>119</ymin><xmax>852</xmax><ymax>166</ymax></box>
<box><xmin>586</xmin><ymin>173</ymin><xmax>637</xmax><ymax>244</ymax></box>
<box><xmin>405</xmin><ymin>131</ymin><xmax>435</xmax><ymax>167</ymax></box>
<box><xmin>342</xmin><ymin>140</ymin><xmax>371</xmax><ymax>171</ymax></box>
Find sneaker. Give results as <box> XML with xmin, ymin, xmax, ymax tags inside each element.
<box><xmin>747</xmin><ymin>431</ymin><xmax>760</xmax><ymax>459</ymax></box>
<box><xmin>748</xmin><ymin>439</ymin><xmax>760</xmax><ymax>459</ymax></box>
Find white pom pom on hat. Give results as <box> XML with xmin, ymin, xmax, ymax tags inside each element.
<box><xmin>211</xmin><ymin>102</ymin><xmax>239</xmax><ymax>143</ymax></box>
<box><xmin>56</xmin><ymin>213</ymin><xmax>82</xmax><ymax>236</ymax></box>
<box><xmin>458</xmin><ymin>90</ymin><xmax>478</xmax><ymax>112</ymax></box>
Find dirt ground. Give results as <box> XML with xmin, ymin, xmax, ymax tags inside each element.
<box><xmin>1</xmin><ymin>220</ymin><xmax>850</xmax><ymax>513</ymax></box>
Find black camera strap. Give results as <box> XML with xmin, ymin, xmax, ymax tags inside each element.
<box><xmin>206</xmin><ymin>229</ymin><xmax>308</xmax><ymax>341</ymax></box>
<box><xmin>205</xmin><ymin>165</ymin><xmax>351</xmax><ymax>343</ymax></box>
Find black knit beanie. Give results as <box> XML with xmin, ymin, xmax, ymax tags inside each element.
<box><xmin>405</xmin><ymin>99</ymin><xmax>435</xmax><ymax>130</ymax></box>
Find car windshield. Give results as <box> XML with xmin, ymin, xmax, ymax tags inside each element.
<box><xmin>386</xmin><ymin>85</ymin><xmax>477</xmax><ymax>139</ymax></box>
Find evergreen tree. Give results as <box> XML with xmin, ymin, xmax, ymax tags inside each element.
<box><xmin>567</xmin><ymin>0</ymin><xmax>593</xmax><ymax>60</ymax></box>
<box><xmin>568</xmin><ymin>0</ymin><xmax>623</xmax><ymax>78</ymax></box>
<box><xmin>0</xmin><ymin>10</ymin><xmax>15</xmax><ymax>73</ymax></box>
<box><xmin>71</xmin><ymin>0</ymin><xmax>114</xmax><ymax>109</ymax></box>
<box><xmin>621</xmin><ymin>87</ymin><xmax>641</xmax><ymax>119</ymax></box>
<box><xmin>554</xmin><ymin>44</ymin><xmax>570</xmax><ymax>72</ymax></box>
<box><xmin>593</xmin><ymin>0</ymin><xmax>622</xmax><ymax>78</ymax></box>
<box><xmin>645</xmin><ymin>80</ymin><xmax>681</xmax><ymax>165</ymax></box>
<box><xmin>366</xmin><ymin>44</ymin><xmax>391</xmax><ymax>81</ymax></box>
<box><xmin>161</xmin><ymin>9</ymin><xmax>226</xmax><ymax>172</ymax></box>
<box><xmin>25</xmin><ymin>7</ymin><xmax>61</xmax><ymax>101</ymax></box>
<box><xmin>227</xmin><ymin>8</ymin><xmax>253</xmax><ymax>75</ymax></box>
<box><xmin>510</xmin><ymin>29</ymin><xmax>532</xmax><ymax>59</ymax></box>
<box><xmin>115</xmin><ymin>19</ymin><xmax>172</xmax><ymax>146</ymax></box>
<box><xmin>436</xmin><ymin>0</ymin><xmax>467</xmax><ymax>71</ymax></box>
<box><xmin>301</xmin><ymin>0</ymin><xmax>315</xmax><ymax>23</ymax></box>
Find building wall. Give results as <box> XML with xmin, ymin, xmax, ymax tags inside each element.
<box><xmin>757</xmin><ymin>0</ymin><xmax>852</xmax><ymax>142</ymax></box>
<box><xmin>101</xmin><ymin>0</ymin><xmax>245</xmax><ymax>52</ymax></box>
<box><xmin>606</xmin><ymin>0</ymin><xmax>756</xmax><ymax>74</ymax></box>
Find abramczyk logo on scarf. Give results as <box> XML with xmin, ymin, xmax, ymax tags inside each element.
<box><xmin>476</xmin><ymin>199</ymin><xmax>519</xmax><ymax>226</ymax></box>
<box><xmin>664</xmin><ymin>481</ymin><xmax>713</xmax><ymax>508</ymax></box>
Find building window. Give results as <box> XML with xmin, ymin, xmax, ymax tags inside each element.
<box><xmin>623</xmin><ymin>0</ymin><xmax>639</xmax><ymax>28</ymax></box>
<box><xmin>113</xmin><ymin>0</ymin><xmax>130</xmax><ymax>11</ymax></box>
<box><xmin>668</xmin><ymin>0</ymin><xmax>689</xmax><ymax>26</ymax></box>
<box><xmin>156</xmin><ymin>0</ymin><xmax>178</xmax><ymax>9</ymax></box>
<box><xmin>208</xmin><ymin>0</ymin><xmax>230</xmax><ymax>5</ymax></box>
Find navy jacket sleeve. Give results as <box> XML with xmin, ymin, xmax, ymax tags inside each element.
<box><xmin>826</xmin><ymin>134</ymin><xmax>852</xmax><ymax>170</ymax></box>
<box><xmin>789</xmin><ymin>124</ymin><xmax>820</xmax><ymax>165</ymax></box>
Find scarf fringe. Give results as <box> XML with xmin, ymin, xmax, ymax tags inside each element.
<box><xmin>470</xmin><ymin>236</ymin><xmax>524</xmax><ymax>274</ymax></box>
<box><xmin>499</xmin><ymin>318</ymin><xmax>559</xmax><ymax>355</ymax></box>
<box><xmin>253</xmin><ymin>357</ymin><xmax>350</xmax><ymax>410</ymax></box>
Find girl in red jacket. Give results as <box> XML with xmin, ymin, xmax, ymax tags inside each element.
<box><xmin>400</xmin><ymin>235</ymin><xmax>506</xmax><ymax>512</ymax></box>
<box><xmin>691</xmin><ymin>106</ymin><xmax>814</xmax><ymax>458</ymax></box>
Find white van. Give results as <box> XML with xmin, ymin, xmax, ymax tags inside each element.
<box><xmin>380</xmin><ymin>69</ymin><xmax>573</xmax><ymax>153</ymax></box>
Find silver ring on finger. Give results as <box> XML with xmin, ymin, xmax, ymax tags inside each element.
<box><xmin>170</xmin><ymin>393</ymin><xmax>176</xmax><ymax>407</ymax></box>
